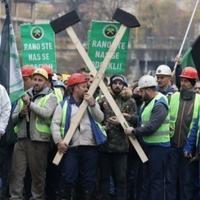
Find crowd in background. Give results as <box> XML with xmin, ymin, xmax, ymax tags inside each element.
<box><xmin>0</xmin><ymin>63</ymin><xmax>200</xmax><ymax>200</ymax></box>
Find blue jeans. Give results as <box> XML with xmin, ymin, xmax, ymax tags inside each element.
<box><xmin>139</xmin><ymin>145</ymin><xmax>169</xmax><ymax>200</ymax></box>
<box><xmin>165</xmin><ymin>147</ymin><xmax>197</xmax><ymax>200</ymax></box>
<box><xmin>61</xmin><ymin>145</ymin><xmax>98</xmax><ymax>194</ymax></box>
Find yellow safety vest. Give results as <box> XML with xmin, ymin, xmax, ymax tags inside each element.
<box><xmin>14</xmin><ymin>93</ymin><xmax>53</xmax><ymax>135</ymax></box>
<box><xmin>141</xmin><ymin>92</ymin><xmax>170</xmax><ymax>144</ymax></box>
<box><xmin>169</xmin><ymin>92</ymin><xmax>200</xmax><ymax>138</ymax></box>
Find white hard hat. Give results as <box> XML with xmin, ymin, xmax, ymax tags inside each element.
<box><xmin>156</xmin><ymin>65</ymin><xmax>172</xmax><ymax>76</ymax></box>
<box><xmin>138</xmin><ymin>75</ymin><xmax>157</xmax><ymax>89</ymax></box>
<box><xmin>52</xmin><ymin>73</ymin><xmax>58</xmax><ymax>81</ymax></box>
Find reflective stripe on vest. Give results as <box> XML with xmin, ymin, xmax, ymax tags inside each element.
<box><xmin>170</xmin><ymin>92</ymin><xmax>200</xmax><ymax>138</ymax></box>
<box><xmin>60</xmin><ymin>101</ymin><xmax>68</xmax><ymax>137</ymax></box>
<box><xmin>142</xmin><ymin>92</ymin><xmax>170</xmax><ymax>144</ymax></box>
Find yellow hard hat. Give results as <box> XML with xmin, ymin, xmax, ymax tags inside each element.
<box><xmin>62</xmin><ymin>74</ymin><xmax>71</xmax><ymax>82</ymax></box>
<box><xmin>33</xmin><ymin>68</ymin><xmax>48</xmax><ymax>80</ymax></box>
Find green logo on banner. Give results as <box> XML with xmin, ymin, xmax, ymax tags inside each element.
<box><xmin>31</xmin><ymin>26</ymin><xmax>44</xmax><ymax>40</ymax></box>
<box><xmin>103</xmin><ymin>25</ymin><xmax>117</xmax><ymax>38</ymax></box>
<box><xmin>88</xmin><ymin>20</ymin><xmax>130</xmax><ymax>75</ymax></box>
<box><xmin>20</xmin><ymin>23</ymin><xmax>57</xmax><ymax>72</ymax></box>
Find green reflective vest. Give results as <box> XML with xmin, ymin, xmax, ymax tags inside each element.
<box><xmin>54</xmin><ymin>88</ymin><xmax>63</xmax><ymax>103</ymax></box>
<box><xmin>141</xmin><ymin>92</ymin><xmax>170</xmax><ymax>144</ymax></box>
<box><xmin>169</xmin><ymin>92</ymin><xmax>200</xmax><ymax>138</ymax></box>
<box><xmin>14</xmin><ymin>94</ymin><xmax>52</xmax><ymax>135</ymax></box>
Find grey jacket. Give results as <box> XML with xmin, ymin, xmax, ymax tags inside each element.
<box><xmin>12</xmin><ymin>87</ymin><xmax>57</xmax><ymax>142</ymax></box>
<box><xmin>51</xmin><ymin>96</ymin><xmax>104</xmax><ymax>146</ymax></box>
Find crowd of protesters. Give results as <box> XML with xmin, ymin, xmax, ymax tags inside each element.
<box><xmin>0</xmin><ymin>63</ymin><xmax>200</xmax><ymax>200</ymax></box>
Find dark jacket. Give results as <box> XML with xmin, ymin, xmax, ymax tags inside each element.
<box><xmin>99</xmin><ymin>87</ymin><xmax>137</xmax><ymax>152</ymax></box>
<box><xmin>183</xmin><ymin>116</ymin><xmax>199</xmax><ymax>154</ymax></box>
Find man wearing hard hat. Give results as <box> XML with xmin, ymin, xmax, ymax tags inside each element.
<box><xmin>124</xmin><ymin>75</ymin><xmax>170</xmax><ymax>200</ymax></box>
<box><xmin>9</xmin><ymin>68</ymin><xmax>57</xmax><ymax>200</ymax></box>
<box><xmin>21</xmin><ymin>65</ymin><xmax>35</xmax><ymax>91</ymax></box>
<box><xmin>51</xmin><ymin>73</ymin><xmax>105</xmax><ymax>200</ymax></box>
<box><xmin>166</xmin><ymin>67</ymin><xmax>200</xmax><ymax>200</ymax></box>
<box><xmin>155</xmin><ymin>64</ymin><xmax>176</xmax><ymax>96</ymax></box>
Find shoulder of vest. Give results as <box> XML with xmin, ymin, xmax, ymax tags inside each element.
<box><xmin>41</xmin><ymin>93</ymin><xmax>53</xmax><ymax>99</ymax></box>
<box><xmin>60</xmin><ymin>97</ymin><xmax>69</xmax><ymax>108</ymax></box>
<box><xmin>170</xmin><ymin>91</ymin><xmax>180</xmax><ymax>100</ymax></box>
<box><xmin>171</xmin><ymin>91</ymin><xmax>180</xmax><ymax>96</ymax></box>
<box><xmin>155</xmin><ymin>93</ymin><xmax>168</xmax><ymax>108</ymax></box>
<box><xmin>54</xmin><ymin>87</ymin><xmax>61</xmax><ymax>92</ymax></box>
<box><xmin>195</xmin><ymin>93</ymin><xmax>200</xmax><ymax>100</ymax></box>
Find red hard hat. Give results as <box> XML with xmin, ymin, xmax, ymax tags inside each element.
<box><xmin>40</xmin><ymin>65</ymin><xmax>53</xmax><ymax>76</ymax></box>
<box><xmin>180</xmin><ymin>67</ymin><xmax>198</xmax><ymax>80</ymax></box>
<box><xmin>67</xmin><ymin>73</ymin><xmax>88</xmax><ymax>87</ymax></box>
<box><xmin>21</xmin><ymin>65</ymin><xmax>35</xmax><ymax>77</ymax></box>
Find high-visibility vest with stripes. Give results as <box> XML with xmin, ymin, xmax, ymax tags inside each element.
<box><xmin>169</xmin><ymin>92</ymin><xmax>200</xmax><ymax>138</ymax></box>
<box><xmin>14</xmin><ymin>94</ymin><xmax>53</xmax><ymax>135</ymax></box>
<box><xmin>141</xmin><ymin>92</ymin><xmax>170</xmax><ymax>144</ymax></box>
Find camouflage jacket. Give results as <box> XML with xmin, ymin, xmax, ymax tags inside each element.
<box><xmin>98</xmin><ymin>87</ymin><xmax>137</xmax><ymax>152</ymax></box>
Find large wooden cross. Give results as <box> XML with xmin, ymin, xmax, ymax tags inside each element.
<box><xmin>50</xmin><ymin>9</ymin><xmax>148</xmax><ymax>165</ymax></box>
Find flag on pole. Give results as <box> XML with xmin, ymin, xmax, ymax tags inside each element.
<box><xmin>0</xmin><ymin>0</ymin><xmax>24</xmax><ymax>103</ymax></box>
<box><xmin>181</xmin><ymin>35</ymin><xmax>200</xmax><ymax>77</ymax></box>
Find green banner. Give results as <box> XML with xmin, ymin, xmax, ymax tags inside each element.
<box><xmin>20</xmin><ymin>23</ymin><xmax>57</xmax><ymax>72</ymax></box>
<box><xmin>88</xmin><ymin>20</ymin><xmax>130</xmax><ymax>75</ymax></box>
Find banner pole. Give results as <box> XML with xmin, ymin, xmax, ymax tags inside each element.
<box><xmin>173</xmin><ymin>0</ymin><xmax>199</xmax><ymax>73</ymax></box>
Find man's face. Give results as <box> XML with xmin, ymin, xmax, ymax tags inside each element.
<box><xmin>23</xmin><ymin>76</ymin><xmax>34</xmax><ymax>90</ymax></box>
<box><xmin>111</xmin><ymin>80</ymin><xmax>124</xmax><ymax>94</ymax></box>
<box><xmin>74</xmin><ymin>82</ymin><xmax>88</xmax><ymax>99</ymax></box>
<box><xmin>87</xmin><ymin>74</ymin><xmax>94</xmax><ymax>88</ymax></box>
<box><xmin>139</xmin><ymin>88</ymin><xmax>150</xmax><ymax>101</ymax></box>
<box><xmin>33</xmin><ymin>75</ymin><xmax>47</xmax><ymax>93</ymax></box>
<box><xmin>194</xmin><ymin>82</ymin><xmax>200</xmax><ymax>94</ymax></box>
<box><xmin>180</xmin><ymin>78</ymin><xmax>193</xmax><ymax>90</ymax></box>
<box><xmin>156</xmin><ymin>75</ymin><xmax>171</xmax><ymax>88</ymax></box>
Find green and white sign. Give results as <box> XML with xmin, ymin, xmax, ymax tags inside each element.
<box><xmin>20</xmin><ymin>23</ymin><xmax>57</xmax><ymax>72</ymax></box>
<box><xmin>88</xmin><ymin>20</ymin><xmax>130</xmax><ymax>75</ymax></box>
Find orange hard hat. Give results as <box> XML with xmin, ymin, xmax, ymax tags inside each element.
<box><xmin>21</xmin><ymin>65</ymin><xmax>35</xmax><ymax>77</ymax></box>
<box><xmin>180</xmin><ymin>67</ymin><xmax>198</xmax><ymax>80</ymax></box>
<box><xmin>40</xmin><ymin>64</ymin><xmax>53</xmax><ymax>76</ymax></box>
<box><xmin>67</xmin><ymin>73</ymin><xmax>88</xmax><ymax>87</ymax></box>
